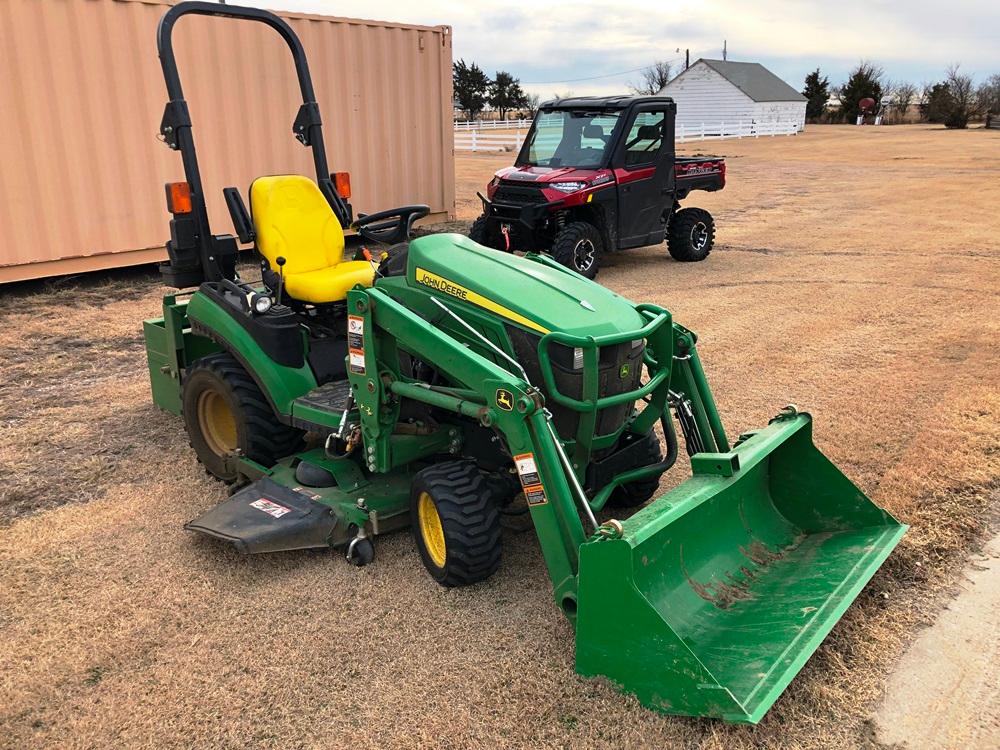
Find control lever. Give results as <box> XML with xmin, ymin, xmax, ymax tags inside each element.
<box><xmin>275</xmin><ymin>256</ymin><xmax>286</xmax><ymax>306</ymax></box>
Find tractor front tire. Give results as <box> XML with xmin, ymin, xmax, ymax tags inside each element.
<box><xmin>182</xmin><ymin>352</ymin><xmax>303</xmax><ymax>482</ymax></box>
<box><xmin>607</xmin><ymin>430</ymin><xmax>664</xmax><ymax>509</ymax></box>
<box><xmin>667</xmin><ymin>207</ymin><xmax>715</xmax><ymax>262</ymax></box>
<box><xmin>469</xmin><ymin>214</ymin><xmax>502</xmax><ymax>251</ymax></box>
<box><xmin>551</xmin><ymin>221</ymin><xmax>602</xmax><ymax>279</ymax></box>
<box><xmin>410</xmin><ymin>461</ymin><xmax>502</xmax><ymax>587</ymax></box>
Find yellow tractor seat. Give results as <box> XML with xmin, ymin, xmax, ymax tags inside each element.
<box><xmin>249</xmin><ymin>174</ymin><xmax>374</xmax><ymax>304</ymax></box>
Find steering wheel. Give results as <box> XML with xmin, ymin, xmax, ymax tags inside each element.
<box><xmin>352</xmin><ymin>204</ymin><xmax>430</xmax><ymax>245</ymax></box>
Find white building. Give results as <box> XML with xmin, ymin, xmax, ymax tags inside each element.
<box><xmin>659</xmin><ymin>59</ymin><xmax>807</xmax><ymax>133</ymax></box>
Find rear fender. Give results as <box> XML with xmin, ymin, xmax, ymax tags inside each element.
<box><xmin>185</xmin><ymin>291</ymin><xmax>317</xmax><ymax>415</ymax></box>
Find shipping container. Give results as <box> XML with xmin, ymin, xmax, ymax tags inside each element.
<box><xmin>0</xmin><ymin>0</ymin><xmax>455</xmax><ymax>283</ymax></box>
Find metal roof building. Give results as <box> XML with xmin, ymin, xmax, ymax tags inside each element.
<box><xmin>659</xmin><ymin>59</ymin><xmax>807</xmax><ymax>134</ymax></box>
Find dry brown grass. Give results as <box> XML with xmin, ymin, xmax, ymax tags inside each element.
<box><xmin>1</xmin><ymin>125</ymin><xmax>999</xmax><ymax>749</ymax></box>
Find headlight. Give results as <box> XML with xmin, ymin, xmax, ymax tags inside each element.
<box><xmin>573</xmin><ymin>347</ymin><xmax>585</xmax><ymax>369</ymax></box>
<box><xmin>550</xmin><ymin>181</ymin><xmax>587</xmax><ymax>193</ymax></box>
<box><xmin>252</xmin><ymin>294</ymin><xmax>273</xmax><ymax>314</ymax></box>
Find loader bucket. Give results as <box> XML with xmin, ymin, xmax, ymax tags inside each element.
<box><xmin>574</xmin><ymin>413</ymin><xmax>906</xmax><ymax>724</ymax></box>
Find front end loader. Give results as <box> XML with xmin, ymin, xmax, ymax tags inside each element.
<box><xmin>143</xmin><ymin>2</ymin><xmax>906</xmax><ymax>724</ymax></box>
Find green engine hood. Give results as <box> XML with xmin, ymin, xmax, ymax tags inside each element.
<box><xmin>404</xmin><ymin>234</ymin><xmax>645</xmax><ymax>337</ymax></box>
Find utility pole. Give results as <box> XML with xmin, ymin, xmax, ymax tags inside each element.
<box><xmin>722</xmin><ymin>40</ymin><xmax>727</xmax><ymax>61</ymax></box>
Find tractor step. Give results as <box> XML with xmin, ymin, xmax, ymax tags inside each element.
<box><xmin>291</xmin><ymin>379</ymin><xmax>354</xmax><ymax>432</ymax></box>
<box><xmin>184</xmin><ymin>476</ymin><xmax>338</xmax><ymax>553</ymax></box>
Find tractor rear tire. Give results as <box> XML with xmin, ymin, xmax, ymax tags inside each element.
<box><xmin>607</xmin><ymin>430</ymin><xmax>664</xmax><ymax>509</ymax></box>
<box><xmin>410</xmin><ymin>460</ymin><xmax>502</xmax><ymax>587</ymax></box>
<box><xmin>551</xmin><ymin>221</ymin><xmax>602</xmax><ymax>279</ymax></box>
<box><xmin>667</xmin><ymin>207</ymin><xmax>715</xmax><ymax>262</ymax></box>
<box><xmin>469</xmin><ymin>214</ymin><xmax>502</xmax><ymax>251</ymax></box>
<box><xmin>182</xmin><ymin>352</ymin><xmax>303</xmax><ymax>482</ymax></box>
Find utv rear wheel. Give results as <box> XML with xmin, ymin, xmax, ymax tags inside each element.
<box><xmin>667</xmin><ymin>207</ymin><xmax>715</xmax><ymax>262</ymax></box>
<box><xmin>551</xmin><ymin>221</ymin><xmax>602</xmax><ymax>279</ymax></box>
<box><xmin>182</xmin><ymin>353</ymin><xmax>303</xmax><ymax>482</ymax></box>
<box><xmin>410</xmin><ymin>461</ymin><xmax>502</xmax><ymax>587</ymax></box>
<box><xmin>607</xmin><ymin>430</ymin><xmax>664</xmax><ymax>509</ymax></box>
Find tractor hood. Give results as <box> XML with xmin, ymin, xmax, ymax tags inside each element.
<box><xmin>404</xmin><ymin>234</ymin><xmax>645</xmax><ymax>338</ymax></box>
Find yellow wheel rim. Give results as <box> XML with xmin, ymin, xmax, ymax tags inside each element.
<box><xmin>197</xmin><ymin>389</ymin><xmax>238</xmax><ymax>456</ymax></box>
<box><xmin>417</xmin><ymin>491</ymin><xmax>447</xmax><ymax>568</ymax></box>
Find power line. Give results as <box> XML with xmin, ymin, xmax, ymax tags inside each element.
<box><xmin>522</xmin><ymin>58</ymin><xmax>683</xmax><ymax>85</ymax></box>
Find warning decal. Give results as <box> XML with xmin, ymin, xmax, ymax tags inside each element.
<box><xmin>523</xmin><ymin>484</ymin><xmax>547</xmax><ymax>506</ymax></box>
<box><xmin>349</xmin><ymin>350</ymin><xmax>366</xmax><ymax>375</ymax></box>
<box><xmin>347</xmin><ymin>315</ymin><xmax>364</xmax><ymax>350</ymax></box>
<box><xmin>249</xmin><ymin>498</ymin><xmax>292</xmax><ymax>518</ymax></box>
<box><xmin>514</xmin><ymin>453</ymin><xmax>540</xmax><ymax>488</ymax></box>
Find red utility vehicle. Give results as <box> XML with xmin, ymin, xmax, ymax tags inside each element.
<box><xmin>470</xmin><ymin>96</ymin><xmax>725</xmax><ymax>278</ymax></box>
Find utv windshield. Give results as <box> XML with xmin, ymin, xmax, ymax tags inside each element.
<box><xmin>518</xmin><ymin>109</ymin><xmax>621</xmax><ymax>168</ymax></box>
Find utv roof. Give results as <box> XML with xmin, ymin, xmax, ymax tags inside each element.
<box><xmin>538</xmin><ymin>95</ymin><xmax>674</xmax><ymax>109</ymax></box>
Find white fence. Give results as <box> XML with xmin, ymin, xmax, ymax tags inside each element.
<box><xmin>453</xmin><ymin>118</ymin><xmax>533</xmax><ymax>131</ymax></box>
<box><xmin>454</xmin><ymin>120</ymin><xmax>801</xmax><ymax>152</ymax></box>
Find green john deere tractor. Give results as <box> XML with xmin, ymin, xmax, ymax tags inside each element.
<box><xmin>144</xmin><ymin>2</ymin><xmax>906</xmax><ymax>724</ymax></box>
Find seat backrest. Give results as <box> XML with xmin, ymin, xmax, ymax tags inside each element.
<box><xmin>250</xmin><ymin>175</ymin><xmax>345</xmax><ymax>275</ymax></box>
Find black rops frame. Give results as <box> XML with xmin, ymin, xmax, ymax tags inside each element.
<box><xmin>156</xmin><ymin>1</ymin><xmax>350</xmax><ymax>286</ymax></box>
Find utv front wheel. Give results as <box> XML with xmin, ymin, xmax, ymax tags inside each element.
<box><xmin>182</xmin><ymin>353</ymin><xmax>303</xmax><ymax>481</ymax></box>
<box><xmin>551</xmin><ymin>221</ymin><xmax>602</xmax><ymax>279</ymax></box>
<box><xmin>410</xmin><ymin>461</ymin><xmax>502</xmax><ymax>587</ymax></box>
<box><xmin>667</xmin><ymin>207</ymin><xmax>715</xmax><ymax>262</ymax></box>
<box><xmin>469</xmin><ymin>214</ymin><xmax>502</xmax><ymax>251</ymax></box>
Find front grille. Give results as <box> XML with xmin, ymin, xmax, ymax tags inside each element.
<box><xmin>506</xmin><ymin>326</ymin><xmax>645</xmax><ymax>458</ymax></box>
<box><xmin>493</xmin><ymin>182</ymin><xmax>546</xmax><ymax>205</ymax></box>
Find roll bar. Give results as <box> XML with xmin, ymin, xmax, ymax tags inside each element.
<box><xmin>156</xmin><ymin>1</ymin><xmax>336</xmax><ymax>284</ymax></box>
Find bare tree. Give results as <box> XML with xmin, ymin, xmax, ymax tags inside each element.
<box><xmin>525</xmin><ymin>93</ymin><xmax>541</xmax><ymax>116</ymax></box>
<box><xmin>943</xmin><ymin>64</ymin><xmax>982</xmax><ymax>128</ymax></box>
<box><xmin>978</xmin><ymin>73</ymin><xmax>1000</xmax><ymax>116</ymax></box>
<box><xmin>891</xmin><ymin>82</ymin><xmax>919</xmax><ymax>122</ymax></box>
<box><xmin>629</xmin><ymin>61</ymin><xmax>673</xmax><ymax>95</ymax></box>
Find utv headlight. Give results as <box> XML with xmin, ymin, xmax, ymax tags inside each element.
<box><xmin>573</xmin><ymin>347</ymin><xmax>585</xmax><ymax>369</ymax></box>
<box><xmin>550</xmin><ymin>181</ymin><xmax>588</xmax><ymax>193</ymax></box>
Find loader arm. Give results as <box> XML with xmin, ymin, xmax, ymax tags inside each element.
<box><xmin>346</xmin><ymin>286</ymin><xmax>595</xmax><ymax>605</ymax></box>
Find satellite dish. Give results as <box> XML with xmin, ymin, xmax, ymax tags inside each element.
<box><xmin>859</xmin><ymin>97</ymin><xmax>876</xmax><ymax>113</ymax></box>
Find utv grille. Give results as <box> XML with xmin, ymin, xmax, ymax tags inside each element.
<box><xmin>493</xmin><ymin>183</ymin><xmax>547</xmax><ymax>205</ymax></box>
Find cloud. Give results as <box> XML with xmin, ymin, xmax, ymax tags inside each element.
<box><xmin>251</xmin><ymin>0</ymin><xmax>1000</xmax><ymax>93</ymax></box>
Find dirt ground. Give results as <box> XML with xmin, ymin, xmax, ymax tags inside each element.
<box><xmin>1</xmin><ymin>124</ymin><xmax>998</xmax><ymax>749</ymax></box>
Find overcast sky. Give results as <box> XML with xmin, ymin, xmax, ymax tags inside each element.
<box><xmin>237</xmin><ymin>0</ymin><xmax>1000</xmax><ymax>96</ymax></box>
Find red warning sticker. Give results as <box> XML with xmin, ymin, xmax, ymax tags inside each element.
<box><xmin>249</xmin><ymin>498</ymin><xmax>291</xmax><ymax>518</ymax></box>
<box><xmin>347</xmin><ymin>315</ymin><xmax>365</xmax><ymax>350</ymax></box>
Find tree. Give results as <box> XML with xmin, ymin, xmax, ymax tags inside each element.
<box><xmin>890</xmin><ymin>81</ymin><xmax>918</xmax><ymax>122</ymax></box>
<box><xmin>525</xmin><ymin>93</ymin><xmax>541</xmax><ymax>116</ymax></box>
<box><xmin>941</xmin><ymin>64</ymin><xmax>981</xmax><ymax>128</ymax></box>
<box><xmin>629</xmin><ymin>61</ymin><xmax>672</xmax><ymax>95</ymax></box>
<box><xmin>489</xmin><ymin>71</ymin><xmax>528</xmax><ymax>120</ymax></box>
<box><xmin>978</xmin><ymin>73</ymin><xmax>1000</xmax><ymax>116</ymax></box>
<box><xmin>839</xmin><ymin>61</ymin><xmax>884</xmax><ymax>122</ymax></box>
<box><xmin>453</xmin><ymin>59</ymin><xmax>491</xmax><ymax>121</ymax></box>
<box><xmin>924</xmin><ymin>82</ymin><xmax>955</xmax><ymax>123</ymax></box>
<box><xmin>802</xmin><ymin>68</ymin><xmax>830</xmax><ymax>121</ymax></box>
